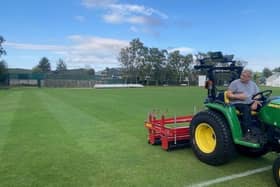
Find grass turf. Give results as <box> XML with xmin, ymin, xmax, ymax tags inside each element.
<box><xmin>0</xmin><ymin>86</ymin><xmax>279</xmax><ymax>187</ymax></box>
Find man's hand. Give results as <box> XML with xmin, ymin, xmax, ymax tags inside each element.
<box><xmin>251</xmin><ymin>100</ymin><xmax>262</xmax><ymax>110</ymax></box>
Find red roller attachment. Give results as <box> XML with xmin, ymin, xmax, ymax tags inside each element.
<box><xmin>144</xmin><ymin>113</ymin><xmax>192</xmax><ymax>151</ymax></box>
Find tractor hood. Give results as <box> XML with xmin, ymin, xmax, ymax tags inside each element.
<box><xmin>270</xmin><ymin>98</ymin><xmax>280</xmax><ymax>106</ymax></box>
<box><xmin>259</xmin><ymin>97</ymin><xmax>280</xmax><ymax>127</ymax></box>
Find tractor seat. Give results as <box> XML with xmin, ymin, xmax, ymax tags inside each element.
<box><xmin>224</xmin><ymin>91</ymin><xmax>258</xmax><ymax>116</ymax></box>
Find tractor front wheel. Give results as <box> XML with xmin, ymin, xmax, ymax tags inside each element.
<box><xmin>191</xmin><ymin>110</ymin><xmax>236</xmax><ymax>165</ymax></box>
<box><xmin>273</xmin><ymin>157</ymin><xmax>280</xmax><ymax>186</ymax></box>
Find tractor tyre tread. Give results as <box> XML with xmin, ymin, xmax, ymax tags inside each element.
<box><xmin>273</xmin><ymin>157</ymin><xmax>280</xmax><ymax>186</ymax></box>
<box><xmin>191</xmin><ymin>109</ymin><xmax>236</xmax><ymax>166</ymax></box>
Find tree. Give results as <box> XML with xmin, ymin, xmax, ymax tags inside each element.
<box><xmin>87</xmin><ymin>68</ymin><xmax>95</xmax><ymax>76</ymax></box>
<box><xmin>273</xmin><ymin>67</ymin><xmax>280</xmax><ymax>72</ymax></box>
<box><xmin>262</xmin><ymin>67</ymin><xmax>272</xmax><ymax>78</ymax></box>
<box><xmin>32</xmin><ymin>66</ymin><xmax>42</xmax><ymax>73</ymax></box>
<box><xmin>128</xmin><ymin>38</ymin><xmax>148</xmax><ymax>83</ymax></box>
<box><xmin>0</xmin><ymin>60</ymin><xmax>8</xmax><ymax>75</ymax></box>
<box><xmin>84</xmin><ymin>64</ymin><xmax>95</xmax><ymax>77</ymax></box>
<box><xmin>0</xmin><ymin>36</ymin><xmax>6</xmax><ymax>58</ymax></box>
<box><xmin>0</xmin><ymin>60</ymin><xmax>8</xmax><ymax>86</ymax></box>
<box><xmin>33</xmin><ymin>57</ymin><xmax>51</xmax><ymax>73</ymax></box>
<box><xmin>119</xmin><ymin>47</ymin><xmax>130</xmax><ymax>82</ymax></box>
<box><xmin>0</xmin><ymin>36</ymin><xmax>8</xmax><ymax>85</ymax></box>
<box><xmin>118</xmin><ymin>38</ymin><xmax>148</xmax><ymax>83</ymax></box>
<box><xmin>56</xmin><ymin>58</ymin><xmax>67</xmax><ymax>72</ymax></box>
<box><xmin>180</xmin><ymin>54</ymin><xmax>193</xmax><ymax>80</ymax></box>
<box><xmin>168</xmin><ymin>50</ymin><xmax>184</xmax><ymax>83</ymax></box>
<box><xmin>146</xmin><ymin>48</ymin><xmax>168</xmax><ymax>85</ymax></box>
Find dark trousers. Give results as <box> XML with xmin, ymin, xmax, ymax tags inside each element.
<box><xmin>234</xmin><ymin>103</ymin><xmax>252</xmax><ymax>133</ymax></box>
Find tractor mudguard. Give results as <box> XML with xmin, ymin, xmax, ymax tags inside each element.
<box><xmin>259</xmin><ymin>98</ymin><xmax>280</xmax><ymax>128</ymax></box>
<box><xmin>205</xmin><ymin>103</ymin><xmax>261</xmax><ymax>148</ymax></box>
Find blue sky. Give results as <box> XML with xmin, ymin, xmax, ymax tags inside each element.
<box><xmin>1</xmin><ymin>0</ymin><xmax>279</xmax><ymax>71</ymax></box>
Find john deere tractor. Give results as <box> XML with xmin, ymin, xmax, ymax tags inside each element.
<box><xmin>190</xmin><ymin>52</ymin><xmax>280</xmax><ymax>185</ymax></box>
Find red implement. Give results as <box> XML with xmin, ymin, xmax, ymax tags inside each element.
<box><xmin>145</xmin><ymin>114</ymin><xmax>192</xmax><ymax>151</ymax></box>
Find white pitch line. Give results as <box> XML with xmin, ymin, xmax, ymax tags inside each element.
<box><xmin>187</xmin><ymin>165</ymin><xmax>271</xmax><ymax>187</ymax></box>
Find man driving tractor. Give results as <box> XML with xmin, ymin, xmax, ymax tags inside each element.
<box><xmin>227</xmin><ymin>69</ymin><xmax>262</xmax><ymax>142</ymax></box>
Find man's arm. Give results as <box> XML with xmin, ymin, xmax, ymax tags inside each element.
<box><xmin>226</xmin><ymin>90</ymin><xmax>248</xmax><ymax>101</ymax></box>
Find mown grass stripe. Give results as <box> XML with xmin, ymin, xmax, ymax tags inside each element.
<box><xmin>0</xmin><ymin>90</ymin><xmax>98</xmax><ymax>186</ymax></box>
<box><xmin>37</xmin><ymin>89</ymin><xmax>145</xmax><ymax>147</ymax></box>
<box><xmin>0</xmin><ymin>90</ymin><xmax>23</xmax><ymax>154</ymax></box>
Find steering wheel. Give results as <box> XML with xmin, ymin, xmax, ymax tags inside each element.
<box><xmin>252</xmin><ymin>90</ymin><xmax>272</xmax><ymax>102</ymax></box>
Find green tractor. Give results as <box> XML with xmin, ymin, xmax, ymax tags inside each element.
<box><xmin>190</xmin><ymin>52</ymin><xmax>280</xmax><ymax>185</ymax></box>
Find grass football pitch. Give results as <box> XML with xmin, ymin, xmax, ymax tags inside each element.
<box><xmin>0</xmin><ymin>86</ymin><xmax>280</xmax><ymax>187</ymax></box>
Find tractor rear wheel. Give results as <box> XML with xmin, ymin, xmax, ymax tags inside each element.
<box><xmin>191</xmin><ymin>110</ymin><xmax>236</xmax><ymax>165</ymax></box>
<box><xmin>273</xmin><ymin>157</ymin><xmax>280</xmax><ymax>186</ymax></box>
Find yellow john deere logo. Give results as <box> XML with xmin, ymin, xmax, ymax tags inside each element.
<box><xmin>268</xmin><ymin>103</ymin><xmax>280</xmax><ymax>109</ymax></box>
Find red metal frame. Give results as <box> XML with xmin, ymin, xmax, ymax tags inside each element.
<box><xmin>145</xmin><ymin>114</ymin><xmax>192</xmax><ymax>150</ymax></box>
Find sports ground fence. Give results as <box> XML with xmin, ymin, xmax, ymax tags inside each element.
<box><xmin>0</xmin><ymin>73</ymin><xmax>198</xmax><ymax>88</ymax></box>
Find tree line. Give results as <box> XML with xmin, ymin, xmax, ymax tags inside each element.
<box><xmin>32</xmin><ymin>57</ymin><xmax>68</xmax><ymax>73</ymax></box>
<box><xmin>31</xmin><ymin>57</ymin><xmax>95</xmax><ymax>79</ymax></box>
<box><xmin>118</xmin><ymin>38</ymin><xmax>194</xmax><ymax>85</ymax></box>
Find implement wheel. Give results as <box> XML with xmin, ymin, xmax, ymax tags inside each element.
<box><xmin>191</xmin><ymin>110</ymin><xmax>236</xmax><ymax>165</ymax></box>
<box><xmin>273</xmin><ymin>157</ymin><xmax>280</xmax><ymax>186</ymax></box>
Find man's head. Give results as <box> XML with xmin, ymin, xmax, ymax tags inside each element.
<box><xmin>240</xmin><ymin>69</ymin><xmax>253</xmax><ymax>83</ymax></box>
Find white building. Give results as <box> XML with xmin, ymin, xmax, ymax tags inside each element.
<box><xmin>198</xmin><ymin>75</ymin><xmax>206</xmax><ymax>87</ymax></box>
<box><xmin>266</xmin><ymin>72</ymin><xmax>280</xmax><ymax>87</ymax></box>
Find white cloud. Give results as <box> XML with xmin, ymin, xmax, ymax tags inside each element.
<box><xmin>5</xmin><ymin>36</ymin><xmax>129</xmax><ymax>70</ymax></box>
<box><xmin>168</xmin><ymin>47</ymin><xmax>195</xmax><ymax>55</ymax></box>
<box><xmin>103</xmin><ymin>14</ymin><xmax>163</xmax><ymax>25</ymax></box>
<box><xmin>81</xmin><ymin>0</ymin><xmax>167</xmax><ymax>26</ymax></box>
<box><xmin>108</xmin><ymin>4</ymin><xmax>167</xmax><ymax>19</ymax></box>
<box><xmin>68</xmin><ymin>35</ymin><xmax>128</xmax><ymax>51</ymax></box>
<box><xmin>66</xmin><ymin>36</ymin><xmax>129</xmax><ymax>68</ymax></box>
<box><xmin>103</xmin><ymin>13</ymin><xmax>123</xmax><ymax>24</ymax></box>
<box><xmin>127</xmin><ymin>16</ymin><xmax>151</xmax><ymax>25</ymax></box>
